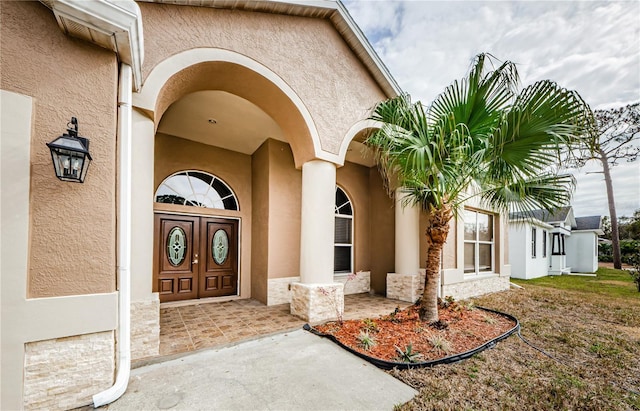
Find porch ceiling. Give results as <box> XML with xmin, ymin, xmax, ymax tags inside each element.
<box><xmin>157</xmin><ymin>90</ymin><xmax>286</xmax><ymax>154</ymax></box>
<box><xmin>158</xmin><ymin>90</ymin><xmax>377</xmax><ymax>167</ymax></box>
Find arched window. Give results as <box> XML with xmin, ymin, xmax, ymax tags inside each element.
<box><xmin>334</xmin><ymin>186</ymin><xmax>353</xmax><ymax>273</ymax></box>
<box><xmin>155</xmin><ymin>170</ymin><xmax>239</xmax><ymax>210</ymax></box>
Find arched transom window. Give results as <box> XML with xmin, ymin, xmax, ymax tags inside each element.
<box><xmin>334</xmin><ymin>186</ymin><xmax>353</xmax><ymax>273</ymax></box>
<box><xmin>155</xmin><ymin>171</ymin><xmax>239</xmax><ymax>210</ymax></box>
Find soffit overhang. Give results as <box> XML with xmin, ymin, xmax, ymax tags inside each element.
<box><xmin>137</xmin><ymin>0</ymin><xmax>402</xmax><ymax>98</ymax></box>
<box><xmin>39</xmin><ymin>0</ymin><xmax>144</xmax><ymax>91</ymax></box>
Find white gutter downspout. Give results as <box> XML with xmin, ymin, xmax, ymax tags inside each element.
<box><xmin>93</xmin><ymin>63</ymin><xmax>133</xmax><ymax>408</ymax></box>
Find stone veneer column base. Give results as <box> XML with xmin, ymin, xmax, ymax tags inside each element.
<box><xmin>442</xmin><ymin>275</ymin><xmax>510</xmax><ymax>300</ymax></box>
<box><xmin>267</xmin><ymin>272</ymin><xmax>371</xmax><ymax>306</ymax></box>
<box><xmin>23</xmin><ymin>331</ymin><xmax>115</xmax><ymax>410</ymax></box>
<box><xmin>290</xmin><ymin>283</ymin><xmax>344</xmax><ymax>323</ymax></box>
<box><xmin>386</xmin><ymin>271</ymin><xmax>426</xmax><ymax>303</ymax></box>
<box><xmin>131</xmin><ymin>297</ymin><xmax>160</xmax><ymax>360</ymax></box>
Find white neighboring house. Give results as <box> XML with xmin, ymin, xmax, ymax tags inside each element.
<box><xmin>509</xmin><ymin>207</ymin><xmax>603</xmax><ymax>279</ymax></box>
<box><xmin>566</xmin><ymin>216</ymin><xmax>604</xmax><ymax>273</ymax></box>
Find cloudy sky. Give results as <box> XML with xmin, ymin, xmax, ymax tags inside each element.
<box><xmin>343</xmin><ymin>0</ymin><xmax>640</xmax><ymax>218</ymax></box>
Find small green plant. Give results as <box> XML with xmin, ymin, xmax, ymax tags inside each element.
<box><xmin>468</xmin><ymin>364</ymin><xmax>479</xmax><ymax>379</ymax></box>
<box><xmin>361</xmin><ymin>318</ymin><xmax>379</xmax><ymax>333</ymax></box>
<box><xmin>427</xmin><ymin>334</ymin><xmax>452</xmax><ymax>354</ymax></box>
<box><xmin>357</xmin><ymin>330</ymin><xmax>377</xmax><ymax>351</ymax></box>
<box><xmin>395</xmin><ymin>343</ymin><xmax>424</xmax><ymax>363</ymax></box>
<box><xmin>589</xmin><ymin>341</ymin><xmax>620</xmax><ymax>358</ymax></box>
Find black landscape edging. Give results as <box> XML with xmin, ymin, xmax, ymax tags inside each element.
<box><xmin>303</xmin><ymin>306</ymin><xmax>520</xmax><ymax>370</ymax></box>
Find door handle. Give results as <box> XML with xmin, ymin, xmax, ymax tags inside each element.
<box><xmin>192</xmin><ymin>253</ymin><xmax>199</xmax><ymax>265</ymax></box>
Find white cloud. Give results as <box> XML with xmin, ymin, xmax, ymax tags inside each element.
<box><xmin>344</xmin><ymin>0</ymin><xmax>640</xmax><ymax>218</ymax></box>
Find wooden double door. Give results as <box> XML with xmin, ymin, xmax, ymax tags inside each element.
<box><xmin>154</xmin><ymin>213</ymin><xmax>239</xmax><ymax>303</ymax></box>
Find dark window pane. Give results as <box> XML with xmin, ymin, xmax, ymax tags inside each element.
<box><xmin>189</xmin><ymin>171</ymin><xmax>213</xmax><ymax>186</ymax></box>
<box><xmin>334</xmin><ymin>246</ymin><xmax>351</xmax><ymax>272</ymax></box>
<box><xmin>222</xmin><ymin>196</ymin><xmax>238</xmax><ymax>211</ymax></box>
<box><xmin>531</xmin><ymin>228</ymin><xmax>537</xmax><ymax>258</ymax></box>
<box><xmin>338</xmin><ymin>202</ymin><xmax>352</xmax><ymax>215</ymax></box>
<box><xmin>335</xmin><ymin>217</ymin><xmax>352</xmax><ymax>243</ymax></box>
<box><xmin>211</xmin><ymin>179</ymin><xmax>232</xmax><ymax>199</ymax></box>
<box><xmin>336</xmin><ymin>188</ymin><xmax>347</xmax><ymax>208</ymax></box>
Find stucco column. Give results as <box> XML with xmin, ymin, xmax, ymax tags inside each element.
<box><xmin>291</xmin><ymin>160</ymin><xmax>343</xmax><ymax>323</ymax></box>
<box><xmin>130</xmin><ymin>109</ymin><xmax>155</xmax><ymax>302</ymax></box>
<box><xmin>386</xmin><ymin>188</ymin><xmax>422</xmax><ymax>302</ymax></box>
<box><xmin>299</xmin><ymin>160</ymin><xmax>336</xmax><ymax>282</ymax></box>
<box><xmin>395</xmin><ymin>188</ymin><xmax>421</xmax><ymax>275</ymax></box>
<box><xmin>129</xmin><ymin>108</ymin><xmax>159</xmax><ymax>359</ymax></box>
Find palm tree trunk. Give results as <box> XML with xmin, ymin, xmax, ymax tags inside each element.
<box><xmin>419</xmin><ymin>204</ymin><xmax>452</xmax><ymax>322</ymax></box>
<box><xmin>600</xmin><ymin>148</ymin><xmax>622</xmax><ymax>269</ymax></box>
<box><xmin>419</xmin><ymin>241</ymin><xmax>443</xmax><ymax>322</ymax></box>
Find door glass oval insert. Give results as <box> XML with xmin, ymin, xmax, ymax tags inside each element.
<box><xmin>212</xmin><ymin>229</ymin><xmax>229</xmax><ymax>265</ymax></box>
<box><xmin>167</xmin><ymin>227</ymin><xmax>187</xmax><ymax>266</ymax></box>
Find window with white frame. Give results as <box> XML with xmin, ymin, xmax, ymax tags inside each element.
<box><xmin>542</xmin><ymin>230</ymin><xmax>547</xmax><ymax>258</ymax></box>
<box><xmin>531</xmin><ymin>227</ymin><xmax>537</xmax><ymax>258</ymax></box>
<box><xmin>155</xmin><ymin>170</ymin><xmax>238</xmax><ymax>210</ymax></box>
<box><xmin>334</xmin><ymin>186</ymin><xmax>353</xmax><ymax>273</ymax></box>
<box><xmin>463</xmin><ymin>209</ymin><xmax>494</xmax><ymax>274</ymax></box>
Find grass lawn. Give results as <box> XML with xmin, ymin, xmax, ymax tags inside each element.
<box><xmin>511</xmin><ymin>267</ymin><xmax>640</xmax><ymax>298</ymax></box>
<box><xmin>392</xmin><ymin>268</ymin><xmax>640</xmax><ymax>410</ymax></box>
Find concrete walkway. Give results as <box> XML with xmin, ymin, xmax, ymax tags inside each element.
<box><xmin>106</xmin><ymin>329</ymin><xmax>417</xmax><ymax>410</ymax></box>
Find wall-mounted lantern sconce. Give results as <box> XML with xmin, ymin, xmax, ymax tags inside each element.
<box><xmin>46</xmin><ymin>117</ymin><xmax>92</xmax><ymax>183</ymax></box>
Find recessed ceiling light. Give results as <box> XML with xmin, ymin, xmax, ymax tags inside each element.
<box><xmin>208</xmin><ymin>118</ymin><xmax>217</xmax><ymax>124</ymax></box>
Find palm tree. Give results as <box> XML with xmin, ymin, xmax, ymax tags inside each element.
<box><xmin>366</xmin><ymin>54</ymin><xmax>594</xmax><ymax>322</ymax></box>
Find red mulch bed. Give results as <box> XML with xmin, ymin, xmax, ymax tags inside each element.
<box><xmin>315</xmin><ymin>301</ymin><xmax>516</xmax><ymax>363</ymax></box>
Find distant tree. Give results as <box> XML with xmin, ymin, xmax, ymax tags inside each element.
<box><xmin>601</xmin><ymin>215</ymin><xmax>612</xmax><ymax>240</ymax></box>
<box><xmin>574</xmin><ymin>103</ymin><xmax>640</xmax><ymax>269</ymax></box>
<box><xmin>619</xmin><ymin>209</ymin><xmax>640</xmax><ymax>240</ymax></box>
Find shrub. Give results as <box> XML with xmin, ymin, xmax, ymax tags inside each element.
<box><xmin>357</xmin><ymin>330</ymin><xmax>377</xmax><ymax>351</ymax></box>
<box><xmin>395</xmin><ymin>343</ymin><xmax>424</xmax><ymax>363</ymax></box>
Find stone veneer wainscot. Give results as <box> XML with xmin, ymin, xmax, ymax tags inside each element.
<box><xmin>23</xmin><ymin>331</ymin><xmax>115</xmax><ymax>410</ymax></box>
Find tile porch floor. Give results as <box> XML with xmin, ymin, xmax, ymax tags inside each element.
<box><xmin>158</xmin><ymin>293</ymin><xmax>411</xmax><ymax>357</ymax></box>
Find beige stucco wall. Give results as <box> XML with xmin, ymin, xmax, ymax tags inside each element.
<box><xmin>368</xmin><ymin>168</ymin><xmax>395</xmax><ymax>294</ymax></box>
<box><xmin>154</xmin><ymin>133</ymin><xmax>253</xmax><ymax>298</ymax></box>
<box><xmin>251</xmin><ymin>140</ymin><xmax>270</xmax><ymax>303</ymax></box>
<box><xmin>337</xmin><ymin>162</ymin><xmax>372</xmax><ymax>272</ymax></box>
<box><xmin>267</xmin><ymin>140</ymin><xmax>303</xmax><ymax>279</ymax></box>
<box><xmin>137</xmin><ymin>2</ymin><xmax>386</xmax><ymax>161</ymax></box>
<box><xmin>1</xmin><ymin>1</ymin><xmax>118</xmax><ymax>297</ymax></box>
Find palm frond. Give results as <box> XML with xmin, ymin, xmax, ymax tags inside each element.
<box><xmin>366</xmin><ymin>53</ymin><xmax>594</xmax><ymax>220</ymax></box>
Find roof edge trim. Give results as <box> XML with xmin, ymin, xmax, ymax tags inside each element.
<box><xmin>40</xmin><ymin>0</ymin><xmax>144</xmax><ymax>91</ymax></box>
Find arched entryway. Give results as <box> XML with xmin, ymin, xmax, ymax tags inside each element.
<box><xmin>130</xmin><ymin>48</ymin><xmax>325</xmax><ymax>310</ymax></box>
